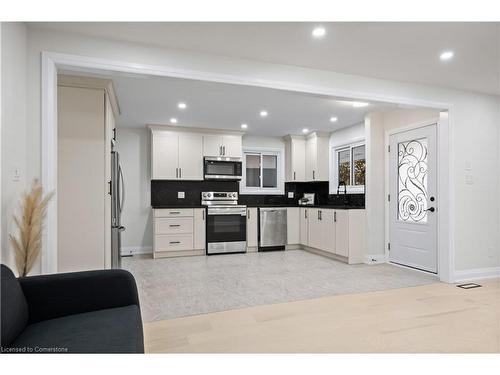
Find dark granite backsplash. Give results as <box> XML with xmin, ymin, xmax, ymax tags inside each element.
<box><xmin>151</xmin><ymin>179</ymin><xmax>364</xmax><ymax>208</ymax></box>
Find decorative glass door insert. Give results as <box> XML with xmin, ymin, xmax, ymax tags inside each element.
<box><xmin>397</xmin><ymin>138</ymin><xmax>428</xmax><ymax>223</ymax></box>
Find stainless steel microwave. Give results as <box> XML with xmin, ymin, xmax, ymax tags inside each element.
<box><xmin>204</xmin><ymin>157</ymin><xmax>242</xmax><ymax>180</ymax></box>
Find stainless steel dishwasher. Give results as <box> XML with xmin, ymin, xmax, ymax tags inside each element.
<box><xmin>259</xmin><ymin>207</ymin><xmax>287</xmax><ymax>251</ymax></box>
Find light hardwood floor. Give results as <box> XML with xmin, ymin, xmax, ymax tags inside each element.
<box><xmin>144</xmin><ymin>278</ymin><xmax>500</xmax><ymax>353</ymax></box>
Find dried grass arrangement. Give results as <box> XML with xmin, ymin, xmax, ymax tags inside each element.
<box><xmin>9</xmin><ymin>179</ymin><xmax>54</xmax><ymax>277</ymax></box>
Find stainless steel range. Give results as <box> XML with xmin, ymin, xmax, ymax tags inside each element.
<box><xmin>202</xmin><ymin>192</ymin><xmax>247</xmax><ymax>255</ymax></box>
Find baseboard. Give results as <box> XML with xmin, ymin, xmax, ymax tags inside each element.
<box><xmin>453</xmin><ymin>267</ymin><xmax>500</xmax><ymax>283</ymax></box>
<box><xmin>121</xmin><ymin>246</ymin><xmax>153</xmax><ymax>256</ymax></box>
<box><xmin>364</xmin><ymin>254</ymin><xmax>388</xmax><ymax>264</ymax></box>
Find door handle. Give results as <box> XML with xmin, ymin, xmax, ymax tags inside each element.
<box><xmin>169</xmin><ymin>241</ymin><xmax>181</xmax><ymax>245</ymax></box>
<box><xmin>305</xmin><ymin>209</ymin><xmax>307</xmax><ymax>219</ymax></box>
<box><xmin>293</xmin><ymin>171</ymin><xmax>296</xmax><ymax>180</ymax></box>
<box><xmin>426</xmin><ymin>207</ymin><xmax>436</xmax><ymax>213</ymax></box>
<box><xmin>179</xmin><ymin>168</ymin><xmax>182</xmax><ymax>178</ymax></box>
<box><xmin>334</xmin><ymin>211</ymin><xmax>337</xmax><ymax>222</ymax></box>
<box><xmin>247</xmin><ymin>209</ymin><xmax>250</xmax><ymax>219</ymax></box>
<box><xmin>202</xmin><ymin>210</ymin><xmax>205</xmax><ymax>220</ymax></box>
<box><xmin>175</xmin><ymin>168</ymin><xmax>178</xmax><ymax>178</ymax></box>
<box><xmin>313</xmin><ymin>170</ymin><xmax>315</xmax><ymax>180</ymax></box>
<box><xmin>169</xmin><ymin>224</ymin><xmax>181</xmax><ymax>227</ymax></box>
<box><xmin>223</xmin><ymin>146</ymin><xmax>226</xmax><ymax>155</ymax></box>
<box><xmin>219</xmin><ymin>146</ymin><xmax>222</xmax><ymax>156</ymax></box>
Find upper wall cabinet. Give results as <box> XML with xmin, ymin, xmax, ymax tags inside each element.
<box><xmin>305</xmin><ymin>132</ymin><xmax>329</xmax><ymax>181</ymax></box>
<box><xmin>151</xmin><ymin>130</ymin><xmax>203</xmax><ymax>180</ymax></box>
<box><xmin>284</xmin><ymin>132</ymin><xmax>329</xmax><ymax>182</ymax></box>
<box><xmin>203</xmin><ymin>134</ymin><xmax>242</xmax><ymax>158</ymax></box>
<box><xmin>150</xmin><ymin>126</ymin><xmax>243</xmax><ymax>180</ymax></box>
<box><xmin>284</xmin><ymin>135</ymin><xmax>306</xmax><ymax>182</ymax></box>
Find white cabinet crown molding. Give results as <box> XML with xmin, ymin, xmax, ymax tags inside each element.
<box><xmin>148</xmin><ymin>124</ymin><xmax>244</xmax><ymax>136</ymax></box>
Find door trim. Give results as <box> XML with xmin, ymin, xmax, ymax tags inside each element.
<box><xmin>41</xmin><ymin>51</ymin><xmax>454</xmax><ymax>281</ymax></box>
<box><xmin>384</xmin><ymin>118</ymin><xmax>449</xmax><ymax>279</ymax></box>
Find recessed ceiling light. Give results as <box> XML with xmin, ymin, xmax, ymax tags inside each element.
<box><xmin>330</xmin><ymin>116</ymin><xmax>338</xmax><ymax>122</ymax></box>
<box><xmin>241</xmin><ymin>123</ymin><xmax>248</xmax><ymax>129</ymax></box>
<box><xmin>351</xmin><ymin>101</ymin><xmax>370</xmax><ymax>108</ymax></box>
<box><xmin>177</xmin><ymin>102</ymin><xmax>187</xmax><ymax>109</ymax></box>
<box><xmin>170</xmin><ymin>118</ymin><xmax>178</xmax><ymax>124</ymax></box>
<box><xmin>260</xmin><ymin>110</ymin><xmax>268</xmax><ymax>117</ymax></box>
<box><xmin>302</xmin><ymin>128</ymin><xmax>309</xmax><ymax>134</ymax></box>
<box><xmin>312</xmin><ymin>27</ymin><xmax>326</xmax><ymax>38</ymax></box>
<box><xmin>440</xmin><ymin>51</ymin><xmax>454</xmax><ymax>61</ymax></box>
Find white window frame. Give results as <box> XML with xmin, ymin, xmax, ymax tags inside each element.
<box><xmin>240</xmin><ymin>147</ymin><xmax>284</xmax><ymax>195</ymax></box>
<box><xmin>330</xmin><ymin>140</ymin><xmax>366</xmax><ymax>194</ymax></box>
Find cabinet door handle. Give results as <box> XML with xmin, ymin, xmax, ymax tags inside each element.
<box><xmin>169</xmin><ymin>241</ymin><xmax>181</xmax><ymax>245</ymax></box>
<box><xmin>313</xmin><ymin>170</ymin><xmax>315</xmax><ymax>180</ymax></box>
<box><xmin>202</xmin><ymin>210</ymin><xmax>205</xmax><ymax>220</ymax></box>
<box><xmin>179</xmin><ymin>168</ymin><xmax>182</xmax><ymax>178</ymax></box>
<box><xmin>334</xmin><ymin>211</ymin><xmax>337</xmax><ymax>222</ymax></box>
<box><xmin>293</xmin><ymin>171</ymin><xmax>296</xmax><ymax>180</ymax></box>
<box><xmin>219</xmin><ymin>145</ymin><xmax>223</xmax><ymax>156</ymax></box>
<box><xmin>169</xmin><ymin>211</ymin><xmax>180</xmax><ymax>215</ymax></box>
<box><xmin>169</xmin><ymin>224</ymin><xmax>181</xmax><ymax>227</ymax></box>
<box><xmin>247</xmin><ymin>209</ymin><xmax>250</xmax><ymax>219</ymax></box>
<box><xmin>305</xmin><ymin>209</ymin><xmax>307</xmax><ymax>219</ymax></box>
<box><xmin>223</xmin><ymin>146</ymin><xmax>226</xmax><ymax>155</ymax></box>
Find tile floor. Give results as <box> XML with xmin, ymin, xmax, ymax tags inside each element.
<box><xmin>122</xmin><ymin>250</ymin><xmax>439</xmax><ymax>322</ymax></box>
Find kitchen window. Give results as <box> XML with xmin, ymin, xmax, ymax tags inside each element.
<box><xmin>331</xmin><ymin>142</ymin><xmax>366</xmax><ymax>194</ymax></box>
<box><xmin>241</xmin><ymin>148</ymin><xmax>284</xmax><ymax>194</ymax></box>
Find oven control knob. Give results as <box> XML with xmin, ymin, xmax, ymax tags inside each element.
<box><xmin>232</xmin><ymin>193</ymin><xmax>236</xmax><ymax>198</ymax></box>
<box><xmin>207</xmin><ymin>193</ymin><xmax>212</xmax><ymax>198</ymax></box>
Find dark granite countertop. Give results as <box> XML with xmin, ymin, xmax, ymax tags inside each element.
<box><xmin>152</xmin><ymin>204</ymin><xmax>364</xmax><ymax>210</ymax></box>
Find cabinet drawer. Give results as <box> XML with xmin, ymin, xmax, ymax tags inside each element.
<box><xmin>155</xmin><ymin>234</ymin><xmax>193</xmax><ymax>252</ymax></box>
<box><xmin>154</xmin><ymin>208</ymin><xmax>194</xmax><ymax>218</ymax></box>
<box><xmin>155</xmin><ymin>217</ymin><xmax>193</xmax><ymax>235</ymax></box>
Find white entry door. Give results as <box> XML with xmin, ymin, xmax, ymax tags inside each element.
<box><xmin>389</xmin><ymin>124</ymin><xmax>438</xmax><ymax>273</ymax></box>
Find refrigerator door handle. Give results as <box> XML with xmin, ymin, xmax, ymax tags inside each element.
<box><xmin>118</xmin><ymin>164</ymin><xmax>125</xmax><ymax>215</ymax></box>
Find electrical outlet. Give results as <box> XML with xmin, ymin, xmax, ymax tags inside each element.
<box><xmin>178</xmin><ymin>192</ymin><xmax>185</xmax><ymax>199</ymax></box>
<box><xmin>288</xmin><ymin>192</ymin><xmax>294</xmax><ymax>198</ymax></box>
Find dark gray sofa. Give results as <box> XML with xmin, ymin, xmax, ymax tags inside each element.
<box><xmin>1</xmin><ymin>264</ymin><xmax>144</xmax><ymax>353</ymax></box>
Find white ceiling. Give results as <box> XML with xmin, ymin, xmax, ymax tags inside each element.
<box><xmin>96</xmin><ymin>73</ymin><xmax>396</xmax><ymax>136</ymax></box>
<box><xmin>33</xmin><ymin>22</ymin><xmax>500</xmax><ymax>95</ymax></box>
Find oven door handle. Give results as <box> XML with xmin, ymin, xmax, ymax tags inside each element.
<box><xmin>207</xmin><ymin>209</ymin><xmax>247</xmax><ymax>216</ymax></box>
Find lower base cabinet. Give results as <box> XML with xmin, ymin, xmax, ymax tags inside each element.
<box><xmin>300</xmin><ymin>208</ymin><xmax>365</xmax><ymax>264</ymax></box>
<box><xmin>153</xmin><ymin>208</ymin><xmax>206</xmax><ymax>258</ymax></box>
<box><xmin>247</xmin><ymin>207</ymin><xmax>258</xmax><ymax>250</ymax></box>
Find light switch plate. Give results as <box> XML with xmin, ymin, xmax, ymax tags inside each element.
<box><xmin>288</xmin><ymin>192</ymin><xmax>294</xmax><ymax>198</ymax></box>
<box><xmin>178</xmin><ymin>192</ymin><xmax>185</xmax><ymax>199</ymax></box>
<box><xmin>465</xmin><ymin>174</ymin><xmax>474</xmax><ymax>185</ymax></box>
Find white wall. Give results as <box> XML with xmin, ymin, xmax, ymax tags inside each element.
<box><xmin>115</xmin><ymin>127</ymin><xmax>153</xmax><ymax>254</ymax></box>
<box><xmin>1</xmin><ymin>23</ymin><xmax>28</xmax><ymax>273</ymax></box>
<box><xmin>9</xmin><ymin>25</ymin><xmax>499</xmax><ymax>277</ymax></box>
<box><xmin>365</xmin><ymin>109</ymin><xmax>441</xmax><ymax>261</ymax></box>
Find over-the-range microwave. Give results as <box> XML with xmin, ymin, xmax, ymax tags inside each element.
<box><xmin>204</xmin><ymin>157</ymin><xmax>242</xmax><ymax>180</ymax></box>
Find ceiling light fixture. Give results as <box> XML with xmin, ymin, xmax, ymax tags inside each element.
<box><xmin>177</xmin><ymin>102</ymin><xmax>187</xmax><ymax>109</ymax></box>
<box><xmin>330</xmin><ymin>116</ymin><xmax>338</xmax><ymax>122</ymax></box>
<box><xmin>241</xmin><ymin>123</ymin><xmax>248</xmax><ymax>129</ymax></box>
<box><xmin>351</xmin><ymin>101</ymin><xmax>370</xmax><ymax>108</ymax></box>
<box><xmin>312</xmin><ymin>27</ymin><xmax>326</xmax><ymax>38</ymax></box>
<box><xmin>302</xmin><ymin>128</ymin><xmax>309</xmax><ymax>134</ymax></box>
<box><xmin>170</xmin><ymin>118</ymin><xmax>178</xmax><ymax>124</ymax></box>
<box><xmin>440</xmin><ymin>50</ymin><xmax>454</xmax><ymax>61</ymax></box>
<box><xmin>260</xmin><ymin>110</ymin><xmax>268</xmax><ymax>117</ymax></box>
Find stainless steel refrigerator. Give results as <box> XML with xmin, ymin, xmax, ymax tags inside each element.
<box><xmin>111</xmin><ymin>150</ymin><xmax>125</xmax><ymax>268</ymax></box>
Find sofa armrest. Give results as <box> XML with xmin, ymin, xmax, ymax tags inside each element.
<box><xmin>19</xmin><ymin>269</ymin><xmax>140</xmax><ymax>324</ymax></box>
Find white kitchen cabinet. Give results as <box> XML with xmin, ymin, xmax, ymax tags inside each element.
<box><xmin>203</xmin><ymin>134</ymin><xmax>242</xmax><ymax>158</ymax></box>
<box><xmin>321</xmin><ymin>209</ymin><xmax>336</xmax><ymax>253</ymax></box>
<box><xmin>222</xmin><ymin>135</ymin><xmax>243</xmax><ymax>158</ymax></box>
<box><xmin>193</xmin><ymin>208</ymin><xmax>206</xmax><ymax>250</ymax></box>
<box><xmin>334</xmin><ymin>210</ymin><xmax>349</xmax><ymax>257</ymax></box>
<box><xmin>307</xmin><ymin>208</ymin><xmax>323</xmax><ymax>250</ymax></box>
<box><xmin>305</xmin><ymin>132</ymin><xmax>329</xmax><ymax>181</ymax></box>
<box><xmin>153</xmin><ymin>208</ymin><xmax>205</xmax><ymax>258</ymax></box>
<box><xmin>178</xmin><ymin>133</ymin><xmax>203</xmax><ymax>180</ymax></box>
<box><xmin>299</xmin><ymin>207</ymin><xmax>309</xmax><ymax>246</ymax></box>
<box><xmin>284</xmin><ymin>136</ymin><xmax>306</xmax><ymax>182</ymax></box>
<box><xmin>246</xmin><ymin>207</ymin><xmax>258</xmax><ymax>249</ymax></box>
<box><xmin>202</xmin><ymin>135</ymin><xmax>223</xmax><ymax>157</ymax></box>
<box><xmin>151</xmin><ymin>131</ymin><xmax>179</xmax><ymax>180</ymax></box>
<box><xmin>287</xmin><ymin>207</ymin><xmax>300</xmax><ymax>245</ymax></box>
<box><xmin>300</xmin><ymin>208</ymin><xmax>366</xmax><ymax>264</ymax></box>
